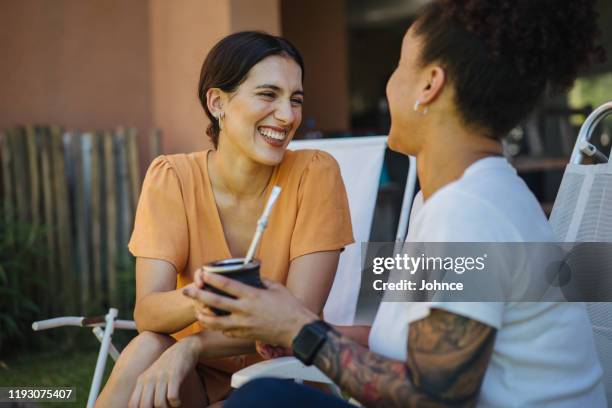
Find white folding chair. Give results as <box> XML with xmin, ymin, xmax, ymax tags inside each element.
<box><xmin>548</xmin><ymin>101</ymin><xmax>612</xmax><ymax>403</ymax></box>
<box><xmin>32</xmin><ymin>308</ymin><xmax>136</xmax><ymax>408</ymax></box>
<box><xmin>231</xmin><ymin>136</ymin><xmax>418</xmax><ymax>390</ymax></box>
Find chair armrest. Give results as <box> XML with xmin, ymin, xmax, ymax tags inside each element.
<box><xmin>32</xmin><ymin>316</ymin><xmax>136</xmax><ymax>331</ymax></box>
<box><xmin>231</xmin><ymin>356</ymin><xmax>333</xmax><ymax>389</ymax></box>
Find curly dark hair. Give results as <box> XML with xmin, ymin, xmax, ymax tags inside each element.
<box><xmin>198</xmin><ymin>31</ymin><xmax>304</xmax><ymax>148</ymax></box>
<box><xmin>414</xmin><ymin>0</ymin><xmax>606</xmax><ymax>138</ymax></box>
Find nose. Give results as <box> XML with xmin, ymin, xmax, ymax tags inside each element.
<box><xmin>273</xmin><ymin>99</ymin><xmax>296</xmax><ymax>125</ymax></box>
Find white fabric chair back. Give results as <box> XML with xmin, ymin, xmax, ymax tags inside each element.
<box><xmin>549</xmin><ymin>102</ymin><xmax>612</xmax><ymax>402</ymax></box>
<box><xmin>289</xmin><ymin>136</ymin><xmax>387</xmax><ymax>325</ymax></box>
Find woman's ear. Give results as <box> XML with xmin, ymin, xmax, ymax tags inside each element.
<box><xmin>206</xmin><ymin>88</ymin><xmax>225</xmax><ymax>118</ymax></box>
<box><xmin>419</xmin><ymin>66</ymin><xmax>446</xmax><ymax>106</ymax></box>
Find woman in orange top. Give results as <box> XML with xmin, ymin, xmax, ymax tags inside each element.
<box><xmin>95</xmin><ymin>31</ymin><xmax>354</xmax><ymax>408</ymax></box>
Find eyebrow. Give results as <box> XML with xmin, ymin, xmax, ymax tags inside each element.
<box><xmin>255</xmin><ymin>84</ymin><xmax>304</xmax><ymax>97</ymax></box>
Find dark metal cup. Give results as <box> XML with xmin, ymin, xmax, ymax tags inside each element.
<box><xmin>202</xmin><ymin>258</ymin><xmax>263</xmax><ymax>315</ymax></box>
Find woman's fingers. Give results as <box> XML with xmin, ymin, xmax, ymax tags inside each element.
<box><xmin>194</xmin><ymin>302</ymin><xmax>215</xmax><ymax>317</ymax></box>
<box><xmin>194</xmin><ymin>268</ymin><xmax>205</xmax><ymax>289</ymax></box>
<box><xmin>154</xmin><ymin>377</ymin><xmax>170</xmax><ymax>408</ymax></box>
<box><xmin>203</xmin><ymin>271</ymin><xmax>258</xmax><ymax>298</ymax></box>
<box><xmin>167</xmin><ymin>374</ymin><xmax>182</xmax><ymax>408</ymax></box>
<box><xmin>140</xmin><ymin>379</ymin><xmax>155</xmax><ymax>408</ymax></box>
<box><xmin>128</xmin><ymin>380</ymin><xmax>143</xmax><ymax>408</ymax></box>
<box><xmin>255</xmin><ymin>341</ymin><xmax>273</xmax><ymax>359</ymax></box>
<box><xmin>196</xmin><ymin>312</ymin><xmax>241</xmax><ymax>332</ymax></box>
<box><xmin>183</xmin><ymin>286</ymin><xmax>242</xmax><ymax>314</ymax></box>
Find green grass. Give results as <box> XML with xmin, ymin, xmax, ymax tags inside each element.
<box><xmin>0</xmin><ymin>349</ymin><xmax>114</xmax><ymax>407</ymax></box>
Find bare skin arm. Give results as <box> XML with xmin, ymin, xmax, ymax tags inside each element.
<box><xmin>285</xmin><ymin>250</ymin><xmax>340</xmax><ymax>314</ymax></box>
<box><xmin>186</xmin><ymin>272</ymin><xmax>496</xmax><ymax>406</ymax></box>
<box><xmin>133</xmin><ymin>258</ymin><xmax>196</xmax><ymax>333</ymax></box>
<box><xmin>191</xmin><ymin>250</ymin><xmax>342</xmax><ymax>357</ymax></box>
<box><xmin>136</xmin><ymin>249</ymin><xmax>340</xmax><ymax>356</ymax></box>
<box><xmin>314</xmin><ymin>309</ymin><xmax>496</xmax><ymax>407</ymax></box>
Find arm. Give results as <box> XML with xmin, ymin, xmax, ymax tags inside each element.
<box><xmin>251</xmin><ymin>249</ymin><xmax>341</xmax><ymax>357</ymax></box>
<box><xmin>178</xmin><ymin>330</ymin><xmax>255</xmax><ymax>359</ymax></box>
<box><xmin>333</xmin><ymin>325</ymin><xmax>370</xmax><ymax>347</ymax></box>
<box><xmin>185</xmin><ymin>265</ymin><xmax>496</xmax><ymax>407</ymax></box>
<box><xmin>133</xmin><ymin>257</ymin><xmax>196</xmax><ymax>333</ymax></box>
<box><xmin>286</xmin><ymin>250</ymin><xmax>340</xmax><ymax>314</ymax></box>
<box><xmin>314</xmin><ymin>309</ymin><xmax>496</xmax><ymax>407</ymax></box>
<box><xmin>134</xmin><ymin>257</ymin><xmax>256</xmax><ymax>356</ymax></box>
<box><xmin>185</xmin><ymin>275</ymin><xmax>495</xmax><ymax>405</ymax></box>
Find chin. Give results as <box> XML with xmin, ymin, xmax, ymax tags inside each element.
<box><xmin>388</xmin><ymin>126</ymin><xmax>421</xmax><ymax>157</ymax></box>
<box><xmin>387</xmin><ymin>129</ymin><xmax>409</xmax><ymax>156</ymax></box>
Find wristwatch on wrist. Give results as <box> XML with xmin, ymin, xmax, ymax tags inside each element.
<box><xmin>292</xmin><ymin>320</ymin><xmax>334</xmax><ymax>366</ymax></box>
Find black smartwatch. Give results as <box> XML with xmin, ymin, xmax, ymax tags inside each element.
<box><xmin>292</xmin><ymin>320</ymin><xmax>334</xmax><ymax>366</ymax></box>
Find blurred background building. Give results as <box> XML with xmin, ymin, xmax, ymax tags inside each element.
<box><xmin>3</xmin><ymin>0</ymin><xmax>610</xmax><ymax>152</ymax></box>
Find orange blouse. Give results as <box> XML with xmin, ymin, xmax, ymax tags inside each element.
<box><xmin>128</xmin><ymin>148</ymin><xmax>354</xmax><ymax>389</ymax></box>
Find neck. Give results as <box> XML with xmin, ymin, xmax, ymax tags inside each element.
<box><xmin>208</xmin><ymin>136</ymin><xmax>274</xmax><ymax>199</ymax></box>
<box><xmin>416</xmin><ymin>122</ymin><xmax>503</xmax><ymax>200</ymax></box>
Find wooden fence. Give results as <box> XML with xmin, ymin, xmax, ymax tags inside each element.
<box><xmin>0</xmin><ymin>126</ymin><xmax>161</xmax><ymax>318</ymax></box>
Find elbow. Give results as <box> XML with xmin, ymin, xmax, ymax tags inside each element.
<box><xmin>133</xmin><ymin>301</ymin><xmax>150</xmax><ymax>333</ymax></box>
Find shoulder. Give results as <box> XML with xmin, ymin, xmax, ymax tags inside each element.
<box><xmin>147</xmin><ymin>151</ymin><xmax>207</xmax><ymax>183</ymax></box>
<box><xmin>144</xmin><ymin>155</ymin><xmax>177</xmax><ymax>181</ymax></box>
<box><xmin>412</xmin><ymin>187</ymin><xmax>522</xmax><ymax>242</ymax></box>
<box><xmin>279</xmin><ymin>149</ymin><xmax>340</xmax><ymax>180</ymax></box>
<box><xmin>162</xmin><ymin>151</ymin><xmax>206</xmax><ymax>173</ymax></box>
<box><xmin>281</xmin><ymin>149</ymin><xmax>341</xmax><ymax>177</ymax></box>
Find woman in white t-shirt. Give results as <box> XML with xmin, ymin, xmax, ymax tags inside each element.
<box><xmin>184</xmin><ymin>1</ymin><xmax>607</xmax><ymax>406</ymax></box>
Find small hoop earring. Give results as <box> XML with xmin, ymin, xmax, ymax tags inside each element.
<box><xmin>413</xmin><ymin>100</ymin><xmax>429</xmax><ymax>116</ymax></box>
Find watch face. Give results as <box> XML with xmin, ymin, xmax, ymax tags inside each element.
<box><xmin>293</xmin><ymin>321</ymin><xmax>332</xmax><ymax>365</ymax></box>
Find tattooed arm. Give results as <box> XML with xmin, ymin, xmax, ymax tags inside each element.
<box><xmin>315</xmin><ymin>309</ymin><xmax>496</xmax><ymax>407</ymax></box>
<box><xmin>185</xmin><ymin>273</ymin><xmax>496</xmax><ymax>406</ymax></box>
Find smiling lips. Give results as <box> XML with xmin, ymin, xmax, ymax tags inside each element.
<box><xmin>258</xmin><ymin>126</ymin><xmax>288</xmax><ymax>147</ymax></box>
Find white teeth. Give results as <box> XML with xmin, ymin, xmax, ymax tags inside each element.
<box><xmin>258</xmin><ymin>127</ymin><xmax>286</xmax><ymax>141</ymax></box>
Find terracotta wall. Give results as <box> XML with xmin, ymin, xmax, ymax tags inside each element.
<box><xmin>0</xmin><ymin>0</ymin><xmax>282</xmax><ymax>158</ymax></box>
<box><xmin>0</xmin><ymin>0</ymin><xmax>344</xmax><ymax>157</ymax></box>
<box><xmin>148</xmin><ymin>0</ymin><xmax>229</xmax><ymax>155</ymax></box>
<box><xmin>281</xmin><ymin>0</ymin><xmax>350</xmax><ymax>133</ymax></box>
<box><xmin>230</xmin><ymin>0</ymin><xmax>281</xmax><ymax>34</ymax></box>
<box><xmin>149</xmin><ymin>0</ymin><xmax>280</xmax><ymax>154</ymax></box>
<box><xmin>0</xmin><ymin>0</ymin><xmax>152</xmax><ymax>157</ymax></box>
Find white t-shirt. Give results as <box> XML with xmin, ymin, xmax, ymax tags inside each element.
<box><xmin>369</xmin><ymin>157</ymin><xmax>606</xmax><ymax>407</ymax></box>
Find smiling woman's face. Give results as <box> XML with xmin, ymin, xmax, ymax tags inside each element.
<box><xmin>220</xmin><ymin>55</ymin><xmax>304</xmax><ymax>166</ymax></box>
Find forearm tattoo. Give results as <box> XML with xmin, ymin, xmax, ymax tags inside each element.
<box><xmin>314</xmin><ymin>309</ymin><xmax>496</xmax><ymax>407</ymax></box>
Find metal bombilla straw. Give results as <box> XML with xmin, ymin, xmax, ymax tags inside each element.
<box><xmin>244</xmin><ymin>186</ymin><xmax>282</xmax><ymax>265</ymax></box>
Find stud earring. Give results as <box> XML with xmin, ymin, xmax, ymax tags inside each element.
<box><xmin>413</xmin><ymin>100</ymin><xmax>429</xmax><ymax>116</ymax></box>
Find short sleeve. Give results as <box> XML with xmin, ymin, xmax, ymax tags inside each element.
<box><xmin>128</xmin><ymin>156</ymin><xmax>189</xmax><ymax>273</ymax></box>
<box><xmin>290</xmin><ymin>151</ymin><xmax>354</xmax><ymax>260</ymax></box>
<box><xmin>407</xmin><ymin>188</ymin><xmax>515</xmax><ymax>329</ymax></box>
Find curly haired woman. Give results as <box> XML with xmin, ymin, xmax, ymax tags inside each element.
<box><xmin>185</xmin><ymin>1</ymin><xmax>608</xmax><ymax>407</ymax></box>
